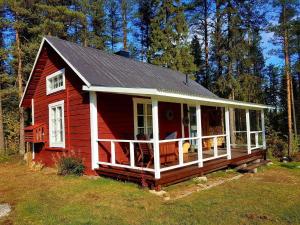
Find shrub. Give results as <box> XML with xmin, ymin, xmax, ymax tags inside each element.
<box><xmin>266</xmin><ymin>130</ymin><xmax>287</xmax><ymax>159</ymax></box>
<box><xmin>57</xmin><ymin>156</ymin><xmax>85</xmax><ymax>176</ymax></box>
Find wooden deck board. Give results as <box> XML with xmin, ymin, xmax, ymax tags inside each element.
<box><xmin>95</xmin><ymin>149</ymin><xmax>266</xmax><ymax>187</ymax></box>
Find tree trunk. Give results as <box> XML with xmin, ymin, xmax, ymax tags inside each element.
<box><xmin>291</xmin><ymin>75</ymin><xmax>297</xmax><ymax>137</ymax></box>
<box><xmin>282</xmin><ymin>4</ymin><xmax>293</xmax><ymax>156</ymax></box>
<box><xmin>215</xmin><ymin>0</ymin><xmax>222</xmax><ymax>79</ymax></box>
<box><xmin>204</xmin><ymin>0</ymin><xmax>209</xmax><ymax>86</ymax></box>
<box><xmin>121</xmin><ymin>0</ymin><xmax>128</xmax><ymax>50</ymax></box>
<box><xmin>0</xmin><ymin>91</ymin><xmax>4</xmax><ymax>155</ymax></box>
<box><xmin>16</xmin><ymin>29</ymin><xmax>25</xmax><ymax>155</ymax></box>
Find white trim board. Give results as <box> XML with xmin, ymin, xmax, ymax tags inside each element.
<box><xmin>83</xmin><ymin>86</ymin><xmax>273</xmax><ymax>110</ymax></box>
<box><xmin>48</xmin><ymin>100</ymin><xmax>65</xmax><ymax>148</ymax></box>
<box><xmin>46</xmin><ymin>68</ymin><xmax>66</xmax><ymax>95</ymax></box>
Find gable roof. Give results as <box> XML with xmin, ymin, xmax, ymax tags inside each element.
<box><xmin>44</xmin><ymin>36</ymin><xmax>218</xmax><ymax>99</ymax></box>
<box><xmin>21</xmin><ymin>36</ymin><xmax>272</xmax><ymax>110</ymax></box>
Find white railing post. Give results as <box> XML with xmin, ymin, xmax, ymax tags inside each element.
<box><xmin>246</xmin><ymin>109</ymin><xmax>251</xmax><ymax>154</ymax></box>
<box><xmin>196</xmin><ymin>105</ymin><xmax>203</xmax><ymax>167</ymax></box>
<box><xmin>152</xmin><ymin>98</ymin><xmax>160</xmax><ymax>179</ymax></box>
<box><xmin>129</xmin><ymin>141</ymin><xmax>135</xmax><ymax>167</ymax></box>
<box><xmin>225</xmin><ymin>107</ymin><xmax>231</xmax><ymax>159</ymax></box>
<box><xmin>111</xmin><ymin>141</ymin><xmax>116</xmax><ymax>165</ymax></box>
<box><xmin>178</xmin><ymin>140</ymin><xmax>184</xmax><ymax>165</ymax></box>
<box><xmin>261</xmin><ymin>110</ymin><xmax>266</xmax><ymax>149</ymax></box>
<box><xmin>89</xmin><ymin>91</ymin><xmax>99</xmax><ymax>169</ymax></box>
<box><xmin>213</xmin><ymin>137</ymin><xmax>218</xmax><ymax>157</ymax></box>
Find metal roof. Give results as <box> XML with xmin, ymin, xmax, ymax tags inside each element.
<box><xmin>45</xmin><ymin>36</ymin><xmax>219</xmax><ymax>99</ymax></box>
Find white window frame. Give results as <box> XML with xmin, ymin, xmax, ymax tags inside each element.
<box><xmin>48</xmin><ymin>100</ymin><xmax>65</xmax><ymax>148</ymax></box>
<box><xmin>46</xmin><ymin>68</ymin><xmax>65</xmax><ymax>95</ymax></box>
<box><xmin>133</xmin><ymin>98</ymin><xmax>153</xmax><ymax>138</ymax></box>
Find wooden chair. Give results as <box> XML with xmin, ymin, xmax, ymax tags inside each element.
<box><xmin>136</xmin><ymin>134</ymin><xmax>154</xmax><ymax>168</ymax></box>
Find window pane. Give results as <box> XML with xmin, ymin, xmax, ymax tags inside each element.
<box><xmin>137</xmin><ymin>104</ymin><xmax>144</xmax><ymax>115</ymax></box>
<box><xmin>147</xmin><ymin>104</ymin><xmax>152</xmax><ymax>115</ymax></box>
<box><xmin>147</xmin><ymin>116</ymin><xmax>152</xmax><ymax>128</ymax></box>
<box><xmin>138</xmin><ymin>128</ymin><xmax>144</xmax><ymax>135</ymax></box>
<box><xmin>147</xmin><ymin>128</ymin><xmax>153</xmax><ymax>137</ymax></box>
<box><xmin>138</xmin><ymin>116</ymin><xmax>144</xmax><ymax>127</ymax></box>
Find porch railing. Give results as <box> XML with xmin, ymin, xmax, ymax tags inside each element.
<box><xmin>97</xmin><ymin>133</ymin><xmax>229</xmax><ymax>175</ymax></box>
<box><xmin>233</xmin><ymin>130</ymin><xmax>263</xmax><ymax>150</ymax></box>
<box><xmin>97</xmin><ymin>139</ymin><xmax>155</xmax><ymax>172</ymax></box>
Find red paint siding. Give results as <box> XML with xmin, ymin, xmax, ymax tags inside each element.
<box><xmin>158</xmin><ymin>102</ymin><xmax>182</xmax><ymax>139</ymax></box>
<box><xmin>96</xmin><ymin>96</ymin><xmax>183</xmax><ymax>163</ymax></box>
<box><xmin>97</xmin><ymin>93</ymin><xmax>134</xmax><ymax>163</ymax></box>
<box><xmin>30</xmin><ymin>43</ymin><xmax>95</xmax><ymax>175</ymax></box>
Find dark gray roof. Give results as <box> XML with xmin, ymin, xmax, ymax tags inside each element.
<box><xmin>45</xmin><ymin>36</ymin><xmax>218</xmax><ymax>99</ymax></box>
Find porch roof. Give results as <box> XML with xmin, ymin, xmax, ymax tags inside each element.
<box><xmin>83</xmin><ymin>86</ymin><xmax>272</xmax><ymax>110</ymax></box>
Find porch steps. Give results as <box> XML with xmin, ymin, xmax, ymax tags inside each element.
<box><xmin>229</xmin><ymin>153</ymin><xmax>266</xmax><ymax>167</ymax></box>
<box><xmin>237</xmin><ymin>159</ymin><xmax>271</xmax><ymax>173</ymax></box>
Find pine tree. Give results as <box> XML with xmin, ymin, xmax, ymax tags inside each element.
<box><xmin>148</xmin><ymin>0</ymin><xmax>196</xmax><ymax>74</ymax></box>
<box><xmin>271</xmin><ymin>0</ymin><xmax>298</xmax><ymax>155</ymax></box>
<box><xmin>265</xmin><ymin>65</ymin><xmax>281</xmax><ymax>131</ymax></box>
<box><xmin>90</xmin><ymin>0</ymin><xmax>107</xmax><ymax>50</ymax></box>
<box><xmin>120</xmin><ymin>0</ymin><xmax>134</xmax><ymax>50</ymax></box>
<box><xmin>190</xmin><ymin>0</ymin><xmax>211</xmax><ymax>88</ymax></box>
<box><xmin>0</xmin><ymin>2</ymin><xmax>6</xmax><ymax>154</ymax></box>
<box><xmin>135</xmin><ymin>0</ymin><xmax>158</xmax><ymax>61</ymax></box>
<box><xmin>190</xmin><ymin>35</ymin><xmax>204</xmax><ymax>82</ymax></box>
<box><xmin>106</xmin><ymin>0</ymin><xmax>121</xmax><ymax>52</ymax></box>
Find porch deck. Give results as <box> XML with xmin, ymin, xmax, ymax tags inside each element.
<box><xmin>95</xmin><ymin>148</ymin><xmax>266</xmax><ymax>188</ymax></box>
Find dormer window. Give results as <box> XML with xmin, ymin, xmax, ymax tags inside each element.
<box><xmin>46</xmin><ymin>69</ymin><xmax>65</xmax><ymax>95</ymax></box>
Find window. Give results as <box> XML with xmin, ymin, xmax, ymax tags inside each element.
<box><xmin>46</xmin><ymin>69</ymin><xmax>65</xmax><ymax>95</ymax></box>
<box><xmin>48</xmin><ymin>100</ymin><xmax>65</xmax><ymax>148</ymax></box>
<box><xmin>133</xmin><ymin>98</ymin><xmax>153</xmax><ymax>138</ymax></box>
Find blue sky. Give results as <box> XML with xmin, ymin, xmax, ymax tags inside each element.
<box><xmin>261</xmin><ymin>31</ymin><xmax>282</xmax><ymax>66</ymax></box>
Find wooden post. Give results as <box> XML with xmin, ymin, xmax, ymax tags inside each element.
<box><xmin>152</xmin><ymin>98</ymin><xmax>160</xmax><ymax>179</ymax></box>
<box><xmin>90</xmin><ymin>92</ymin><xmax>99</xmax><ymax>169</ymax></box>
<box><xmin>225</xmin><ymin>107</ymin><xmax>231</xmax><ymax>159</ymax></box>
<box><xmin>111</xmin><ymin>141</ymin><xmax>116</xmax><ymax>165</ymax></box>
<box><xmin>129</xmin><ymin>141</ymin><xmax>135</xmax><ymax>167</ymax></box>
<box><xmin>178</xmin><ymin>139</ymin><xmax>183</xmax><ymax>165</ymax></box>
<box><xmin>261</xmin><ymin>110</ymin><xmax>266</xmax><ymax>149</ymax></box>
<box><xmin>246</xmin><ymin>109</ymin><xmax>251</xmax><ymax>154</ymax></box>
<box><xmin>196</xmin><ymin>105</ymin><xmax>203</xmax><ymax>167</ymax></box>
<box><xmin>213</xmin><ymin>137</ymin><xmax>218</xmax><ymax>157</ymax></box>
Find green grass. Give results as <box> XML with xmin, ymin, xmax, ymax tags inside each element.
<box><xmin>280</xmin><ymin>162</ymin><xmax>300</xmax><ymax>169</ymax></box>
<box><xmin>0</xmin><ymin>160</ymin><xmax>300</xmax><ymax>225</ymax></box>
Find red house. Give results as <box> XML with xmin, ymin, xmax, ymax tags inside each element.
<box><xmin>20</xmin><ymin>36</ymin><xmax>271</xmax><ymax>188</ymax></box>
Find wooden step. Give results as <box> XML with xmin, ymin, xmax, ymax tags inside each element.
<box><xmin>229</xmin><ymin>154</ymin><xmax>263</xmax><ymax>167</ymax></box>
<box><xmin>238</xmin><ymin>160</ymin><xmax>271</xmax><ymax>173</ymax></box>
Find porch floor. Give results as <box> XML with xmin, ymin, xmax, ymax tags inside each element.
<box><xmin>95</xmin><ymin>148</ymin><xmax>266</xmax><ymax>188</ymax></box>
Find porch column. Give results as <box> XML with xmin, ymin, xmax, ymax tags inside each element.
<box><xmin>246</xmin><ymin>109</ymin><xmax>251</xmax><ymax>154</ymax></box>
<box><xmin>196</xmin><ymin>105</ymin><xmax>203</xmax><ymax>167</ymax></box>
<box><xmin>261</xmin><ymin>110</ymin><xmax>266</xmax><ymax>149</ymax></box>
<box><xmin>90</xmin><ymin>91</ymin><xmax>99</xmax><ymax>169</ymax></box>
<box><xmin>225</xmin><ymin>107</ymin><xmax>231</xmax><ymax>159</ymax></box>
<box><xmin>152</xmin><ymin>98</ymin><xmax>160</xmax><ymax>179</ymax></box>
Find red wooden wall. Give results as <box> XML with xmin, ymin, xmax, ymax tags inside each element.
<box><xmin>96</xmin><ymin>95</ymin><xmax>183</xmax><ymax>163</ymax></box>
<box><xmin>30</xmin><ymin>43</ymin><xmax>95</xmax><ymax>175</ymax></box>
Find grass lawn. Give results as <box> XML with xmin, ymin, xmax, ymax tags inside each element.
<box><xmin>1</xmin><ymin>158</ymin><xmax>300</xmax><ymax>225</ymax></box>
